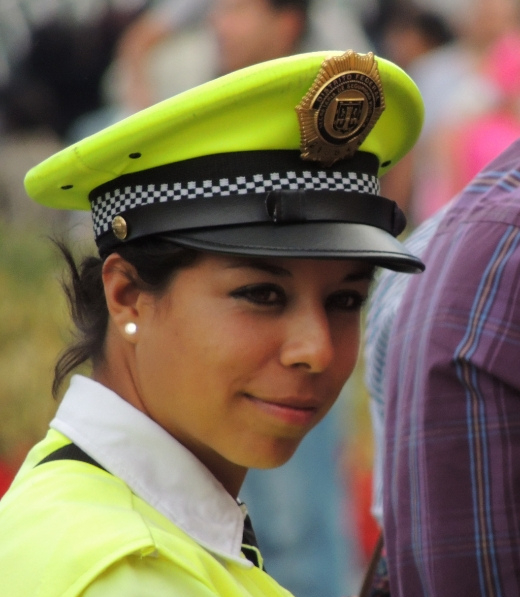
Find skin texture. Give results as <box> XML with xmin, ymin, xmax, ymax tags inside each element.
<box><xmin>209</xmin><ymin>0</ymin><xmax>305</xmax><ymax>74</ymax></box>
<box><xmin>97</xmin><ymin>252</ymin><xmax>373</xmax><ymax>496</ymax></box>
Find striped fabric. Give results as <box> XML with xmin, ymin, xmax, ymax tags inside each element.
<box><xmin>364</xmin><ymin>204</ymin><xmax>448</xmax><ymax>525</ymax></box>
<box><xmin>380</xmin><ymin>139</ymin><xmax>520</xmax><ymax>596</ymax></box>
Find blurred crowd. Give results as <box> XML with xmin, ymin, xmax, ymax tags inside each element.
<box><xmin>1</xmin><ymin>0</ymin><xmax>520</xmax><ymax>229</ymax></box>
<box><xmin>2</xmin><ymin>0</ymin><xmax>520</xmax><ymax>229</ymax></box>
<box><xmin>2</xmin><ymin>1</ymin><xmax>520</xmax><ymax>596</ymax></box>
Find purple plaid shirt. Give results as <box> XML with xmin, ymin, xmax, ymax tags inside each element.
<box><xmin>383</xmin><ymin>139</ymin><xmax>520</xmax><ymax>597</ymax></box>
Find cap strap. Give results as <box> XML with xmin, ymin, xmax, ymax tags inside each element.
<box><xmin>96</xmin><ymin>190</ymin><xmax>405</xmax><ymax>255</ymax></box>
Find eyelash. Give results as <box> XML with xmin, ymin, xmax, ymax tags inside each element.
<box><xmin>326</xmin><ymin>290</ymin><xmax>367</xmax><ymax>312</ymax></box>
<box><xmin>231</xmin><ymin>284</ymin><xmax>285</xmax><ymax>306</ymax></box>
<box><xmin>230</xmin><ymin>284</ymin><xmax>367</xmax><ymax>312</ymax></box>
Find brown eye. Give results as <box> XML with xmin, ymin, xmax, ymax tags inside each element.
<box><xmin>231</xmin><ymin>284</ymin><xmax>286</xmax><ymax>306</ymax></box>
<box><xmin>325</xmin><ymin>291</ymin><xmax>366</xmax><ymax>312</ymax></box>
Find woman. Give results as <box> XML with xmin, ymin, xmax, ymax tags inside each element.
<box><xmin>0</xmin><ymin>50</ymin><xmax>423</xmax><ymax>596</ymax></box>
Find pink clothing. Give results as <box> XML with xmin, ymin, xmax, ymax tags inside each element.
<box><xmin>0</xmin><ymin>460</ymin><xmax>15</xmax><ymax>497</ymax></box>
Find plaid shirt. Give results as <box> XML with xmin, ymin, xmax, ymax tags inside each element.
<box><xmin>365</xmin><ymin>205</ymin><xmax>447</xmax><ymax>526</ymax></box>
<box><xmin>383</xmin><ymin>139</ymin><xmax>520</xmax><ymax>597</ymax></box>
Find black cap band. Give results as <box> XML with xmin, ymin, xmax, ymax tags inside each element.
<box><xmin>96</xmin><ymin>189</ymin><xmax>405</xmax><ymax>255</ymax></box>
<box><xmin>90</xmin><ymin>149</ymin><xmax>383</xmax><ymax>239</ymax></box>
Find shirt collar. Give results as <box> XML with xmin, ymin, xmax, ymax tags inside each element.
<box><xmin>50</xmin><ymin>375</ymin><xmax>250</xmax><ymax>567</ymax></box>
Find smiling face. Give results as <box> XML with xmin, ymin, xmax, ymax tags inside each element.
<box><xmin>100</xmin><ymin>253</ymin><xmax>373</xmax><ymax>495</ymax></box>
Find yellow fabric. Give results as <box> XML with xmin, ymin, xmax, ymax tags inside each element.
<box><xmin>0</xmin><ymin>429</ymin><xmax>293</xmax><ymax>597</ymax></box>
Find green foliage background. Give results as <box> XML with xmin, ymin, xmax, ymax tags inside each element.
<box><xmin>0</xmin><ymin>221</ymin><xmax>92</xmax><ymax>467</ymax></box>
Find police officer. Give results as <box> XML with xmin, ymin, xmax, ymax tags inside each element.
<box><xmin>0</xmin><ymin>49</ymin><xmax>423</xmax><ymax>596</ymax></box>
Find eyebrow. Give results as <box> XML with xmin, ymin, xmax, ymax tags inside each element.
<box><xmin>227</xmin><ymin>258</ymin><xmax>375</xmax><ymax>282</ymax></box>
<box><xmin>344</xmin><ymin>269</ymin><xmax>376</xmax><ymax>283</ymax></box>
<box><xmin>226</xmin><ymin>258</ymin><xmax>292</xmax><ymax>277</ymax></box>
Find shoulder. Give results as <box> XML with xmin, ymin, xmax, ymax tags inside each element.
<box><xmin>0</xmin><ymin>431</ymin><xmax>162</xmax><ymax>596</ymax></box>
<box><xmin>0</xmin><ymin>430</ymin><xmax>294</xmax><ymax>597</ymax></box>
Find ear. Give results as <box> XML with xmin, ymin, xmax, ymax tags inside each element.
<box><xmin>102</xmin><ymin>253</ymin><xmax>143</xmax><ymax>343</ymax></box>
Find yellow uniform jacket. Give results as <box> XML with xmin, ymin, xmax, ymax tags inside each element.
<box><xmin>0</xmin><ymin>377</ymin><xmax>293</xmax><ymax>597</ymax></box>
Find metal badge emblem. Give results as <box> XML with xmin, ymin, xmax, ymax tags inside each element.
<box><xmin>296</xmin><ymin>50</ymin><xmax>385</xmax><ymax>166</ymax></box>
<box><xmin>112</xmin><ymin>215</ymin><xmax>128</xmax><ymax>240</ymax></box>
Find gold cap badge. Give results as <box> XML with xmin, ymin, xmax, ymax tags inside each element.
<box><xmin>296</xmin><ymin>50</ymin><xmax>385</xmax><ymax>166</ymax></box>
<box><xmin>112</xmin><ymin>215</ymin><xmax>128</xmax><ymax>240</ymax></box>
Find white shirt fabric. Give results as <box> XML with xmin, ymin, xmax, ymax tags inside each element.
<box><xmin>50</xmin><ymin>374</ymin><xmax>251</xmax><ymax>568</ymax></box>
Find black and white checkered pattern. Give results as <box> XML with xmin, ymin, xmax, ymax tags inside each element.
<box><xmin>91</xmin><ymin>169</ymin><xmax>379</xmax><ymax>237</ymax></box>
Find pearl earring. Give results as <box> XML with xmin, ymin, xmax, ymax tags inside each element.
<box><xmin>124</xmin><ymin>322</ymin><xmax>137</xmax><ymax>336</ymax></box>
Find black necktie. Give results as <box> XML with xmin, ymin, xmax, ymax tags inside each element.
<box><xmin>241</xmin><ymin>512</ymin><xmax>264</xmax><ymax>570</ymax></box>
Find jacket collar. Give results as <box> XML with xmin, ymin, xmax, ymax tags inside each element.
<box><xmin>51</xmin><ymin>375</ymin><xmax>250</xmax><ymax>567</ymax></box>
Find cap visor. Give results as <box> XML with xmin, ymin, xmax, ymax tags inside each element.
<box><xmin>161</xmin><ymin>223</ymin><xmax>424</xmax><ymax>273</ymax></box>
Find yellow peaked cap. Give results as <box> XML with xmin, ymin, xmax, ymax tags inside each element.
<box><xmin>24</xmin><ymin>51</ymin><xmax>424</xmax><ymax>211</ymax></box>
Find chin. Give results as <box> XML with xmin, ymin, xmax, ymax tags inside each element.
<box><xmin>242</xmin><ymin>438</ymin><xmax>302</xmax><ymax>470</ymax></box>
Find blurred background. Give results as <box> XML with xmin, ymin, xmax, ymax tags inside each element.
<box><xmin>1</xmin><ymin>0</ymin><xmax>520</xmax><ymax>595</ymax></box>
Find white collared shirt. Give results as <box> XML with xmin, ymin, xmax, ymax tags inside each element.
<box><xmin>50</xmin><ymin>374</ymin><xmax>251</xmax><ymax>568</ymax></box>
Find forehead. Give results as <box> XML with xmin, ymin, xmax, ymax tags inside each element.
<box><xmin>199</xmin><ymin>253</ymin><xmax>376</xmax><ymax>280</ymax></box>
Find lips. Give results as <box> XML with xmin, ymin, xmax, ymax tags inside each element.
<box><xmin>243</xmin><ymin>392</ymin><xmax>319</xmax><ymax>426</ymax></box>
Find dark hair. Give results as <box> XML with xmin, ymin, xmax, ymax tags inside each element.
<box><xmin>271</xmin><ymin>0</ymin><xmax>310</xmax><ymax>10</ymax></box>
<box><xmin>270</xmin><ymin>0</ymin><xmax>310</xmax><ymax>29</ymax></box>
<box><xmin>52</xmin><ymin>238</ymin><xmax>200</xmax><ymax>399</ymax></box>
<box><xmin>385</xmin><ymin>3</ymin><xmax>454</xmax><ymax>48</ymax></box>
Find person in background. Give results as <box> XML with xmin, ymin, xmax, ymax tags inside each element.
<box><xmin>108</xmin><ymin>0</ymin><xmax>371</xmax><ymax>114</ymax></box>
<box><xmin>0</xmin><ymin>0</ymin><xmax>146</xmax><ymax>226</ymax></box>
<box><xmin>405</xmin><ymin>0</ymin><xmax>520</xmax><ymax>224</ymax></box>
<box><xmin>368</xmin><ymin>0</ymin><xmax>520</xmax><ymax>226</ymax></box>
<box><xmin>0</xmin><ymin>49</ymin><xmax>425</xmax><ymax>597</ymax></box>
<box><xmin>0</xmin><ymin>0</ymin><xmax>145</xmax><ymax>141</ymax></box>
<box><xmin>379</xmin><ymin>2</ymin><xmax>453</xmax><ymax>80</ymax></box>
<box><xmin>375</xmin><ymin>0</ymin><xmax>454</xmax><ymax>217</ymax></box>
<box><xmin>363</xmin><ymin>202</ymin><xmax>450</xmax><ymax>595</ymax></box>
<box><xmin>412</xmin><ymin>31</ymin><xmax>520</xmax><ymax>217</ymax></box>
<box><xmin>377</xmin><ymin>137</ymin><xmax>520</xmax><ymax>595</ymax></box>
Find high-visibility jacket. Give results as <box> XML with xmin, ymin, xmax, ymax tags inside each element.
<box><xmin>0</xmin><ymin>430</ymin><xmax>293</xmax><ymax>597</ymax></box>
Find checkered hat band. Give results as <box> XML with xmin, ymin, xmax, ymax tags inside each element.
<box><xmin>91</xmin><ymin>169</ymin><xmax>379</xmax><ymax>237</ymax></box>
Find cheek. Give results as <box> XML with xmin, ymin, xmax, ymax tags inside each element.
<box><xmin>332</xmin><ymin>320</ymin><xmax>361</xmax><ymax>384</ymax></box>
<box><xmin>146</xmin><ymin>310</ymin><xmax>276</xmax><ymax>391</ymax></box>
<box><xmin>199</xmin><ymin>315</ymin><xmax>279</xmax><ymax>377</ymax></box>
<box><xmin>134</xmin><ymin>327</ymin><xmax>181</xmax><ymax>395</ymax></box>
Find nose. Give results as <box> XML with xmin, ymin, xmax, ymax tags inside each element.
<box><xmin>279</xmin><ymin>304</ymin><xmax>335</xmax><ymax>373</ymax></box>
